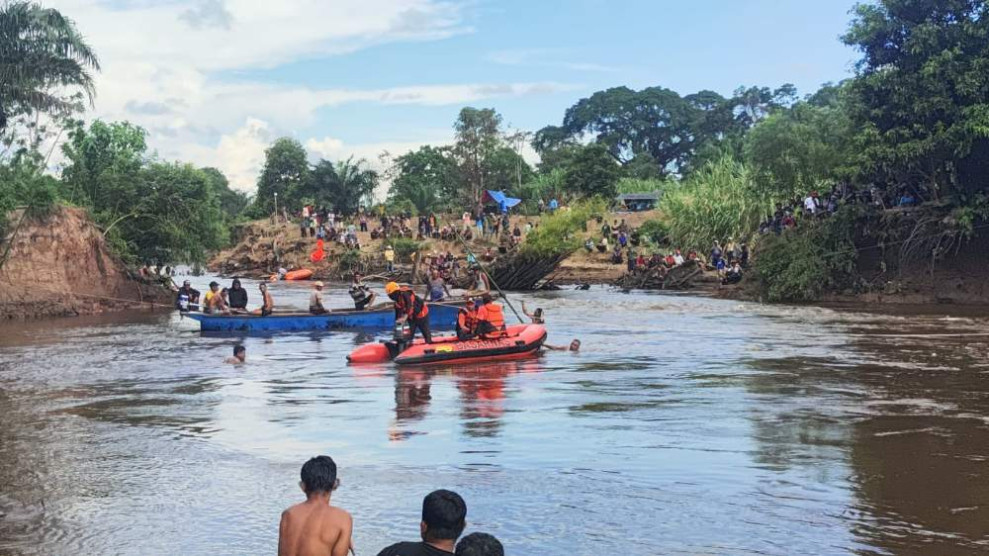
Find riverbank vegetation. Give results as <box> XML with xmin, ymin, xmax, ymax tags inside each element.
<box><xmin>5</xmin><ymin>0</ymin><xmax>989</xmax><ymax>302</ymax></box>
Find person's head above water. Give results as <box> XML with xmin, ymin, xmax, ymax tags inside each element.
<box><xmin>569</xmin><ymin>339</ymin><xmax>581</xmax><ymax>351</ymax></box>
<box><xmin>233</xmin><ymin>344</ymin><xmax>246</xmax><ymax>361</ymax></box>
<box><xmin>456</xmin><ymin>533</ymin><xmax>504</xmax><ymax>556</ymax></box>
<box><xmin>420</xmin><ymin>489</ymin><xmax>466</xmax><ymax>544</ymax></box>
<box><xmin>299</xmin><ymin>455</ymin><xmax>338</xmax><ymax>496</ymax></box>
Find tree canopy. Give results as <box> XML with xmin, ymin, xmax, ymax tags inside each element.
<box><xmin>0</xmin><ymin>1</ymin><xmax>99</xmax><ymax>131</ymax></box>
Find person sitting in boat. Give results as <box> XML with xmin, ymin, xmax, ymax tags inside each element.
<box><xmin>227</xmin><ymin>278</ymin><xmax>248</xmax><ymax>312</ymax></box>
<box><xmin>425</xmin><ymin>270</ymin><xmax>451</xmax><ymax>302</ymax></box>
<box><xmin>203</xmin><ymin>281</ymin><xmax>229</xmax><ymax>314</ymax></box>
<box><xmin>521</xmin><ymin>301</ymin><xmax>544</xmax><ymax>324</ymax></box>
<box><xmin>456</xmin><ymin>298</ymin><xmax>479</xmax><ymax>341</ymax></box>
<box><xmin>386</xmin><ymin>282</ymin><xmax>432</xmax><ymax>344</ymax></box>
<box><xmin>175</xmin><ymin>280</ymin><xmax>200</xmax><ymax>311</ymax></box>
<box><xmin>544</xmin><ymin>339</ymin><xmax>581</xmax><ymax>352</ymax></box>
<box><xmin>253</xmin><ymin>283</ymin><xmax>274</xmax><ymax>316</ymax></box>
<box><xmin>309</xmin><ymin>281</ymin><xmax>328</xmax><ymax>315</ymax></box>
<box><xmin>474</xmin><ymin>294</ymin><xmax>507</xmax><ymax>339</ymax></box>
<box><xmin>349</xmin><ymin>273</ymin><xmax>376</xmax><ymax>310</ymax></box>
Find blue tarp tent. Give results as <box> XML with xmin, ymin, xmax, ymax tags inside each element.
<box><xmin>482</xmin><ymin>190</ymin><xmax>522</xmax><ymax>211</ymax></box>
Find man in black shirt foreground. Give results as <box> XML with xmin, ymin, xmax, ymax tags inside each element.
<box><xmin>377</xmin><ymin>490</ymin><xmax>466</xmax><ymax>556</ymax></box>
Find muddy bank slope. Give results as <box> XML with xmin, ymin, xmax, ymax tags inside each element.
<box><xmin>0</xmin><ymin>207</ymin><xmax>172</xmax><ymax>320</ymax></box>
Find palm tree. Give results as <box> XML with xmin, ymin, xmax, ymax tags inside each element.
<box><xmin>0</xmin><ymin>1</ymin><xmax>100</xmax><ymax>131</ymax></box>
<box><xmin>334</xmin><ymin>157</ymin><xmax>378</xmax><ymax>215</ymax></box>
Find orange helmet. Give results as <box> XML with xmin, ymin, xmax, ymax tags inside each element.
<box><xmin>385</xmin><ymin>282</ymin><xmax>400</xmax><ymax>295</ymax></box>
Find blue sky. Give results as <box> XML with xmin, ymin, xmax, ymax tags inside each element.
<box><xmin>57</xmin><ymin>0</ymin><xmax>861</xmax><ymax>191</ymax></box>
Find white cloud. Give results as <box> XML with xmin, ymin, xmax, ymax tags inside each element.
<box><xmin>45</xmin><ymin>0</ymin><xmax>570</xmax><ymax>191</ymax></box>
<box><xmin>487</xmin><ymin>48</ymin><xmax>621</xmax><ymax>73</ymax></box>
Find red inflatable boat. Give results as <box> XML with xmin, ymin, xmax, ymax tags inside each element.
<box><xmin>348</xmin><ymin>324</ymin><xmax>547</xmax><ymax>366</ymax></box>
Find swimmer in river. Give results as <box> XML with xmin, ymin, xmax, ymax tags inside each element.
<box><xmin>544</xmin><ymin>339</ymin><xmax>580</xmax><ymax>352</ymax></box>
<box><xmin>278</xmin><ymin>456</ymin><xmax>353</xmax><ymax>556</ymax></box>
<box><xmin>521</xmin><ymin>301</ymin><xmax>544</xmax><ymax>324</ymax></box>
<box><xmin>224</xmin><ymin>345</ymin><xmax>246</xmax><ymax>364</ymax></box>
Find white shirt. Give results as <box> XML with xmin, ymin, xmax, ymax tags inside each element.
<box><xmin>804</xmin><ymin>196</ymin><xmax>816</xmax><ymax>213</ymax></box>
<box><xmin>673</xmin><ymin>254</ymin><xmax>684</xmax><ymax>265</ymax></box>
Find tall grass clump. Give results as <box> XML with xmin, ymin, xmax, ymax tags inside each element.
<box><xmin>522</xmin><ymin>198</ymin><xmax>607</xmax><ymax>257</ymax></box>
<box><xmin>660</xmin><ymin>154</ymin><xmax>771</xmax><ymax>251</ymax></box>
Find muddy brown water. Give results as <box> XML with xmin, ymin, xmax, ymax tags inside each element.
<box><xmin>1</xmin><ymin>279</ymin><xmax>988</xmax><ymax>556</ymax></box>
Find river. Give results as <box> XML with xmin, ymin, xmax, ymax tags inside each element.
<box><xmin>1</xmin><ymin>278</ymin><xmax>988</xmax><ymax>555</ymax></box>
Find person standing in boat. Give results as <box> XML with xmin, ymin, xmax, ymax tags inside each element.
<box><xmin>309</xmin><ymin>281</ymin><xmax>328</xmax><ymax>315</ymax></box>
<box><xmin>254</xmin><ymin>283</ymin><xmax>274</xmax><ymax>316</ymax></box>
<box><xmin>424</xmin><ymin>270</ymin><xmax>451</xmax><ymax>302</ymax></box>
<box><xmin>474</xmin><ymin>294</ymin><xmax>507</xmax><ymax>339</ymax></box>
<box><xmin>386</xmin><ymin>282</ymin><xmax>432</xmax><ymax>344</ymax></box>
<box><xmin>349</xmin><ymin>272</ymin><xmax>376</xmax><ymax>310</ymax></box>
<box><xmin>175</xmin><ymin>280</ymin><xmax>200</xmax><ymax>312</ymax></box>
<box><xmin>227</xmin><ymin>278</ymin><xmax>248</xmax><ymax>312</ymax></box>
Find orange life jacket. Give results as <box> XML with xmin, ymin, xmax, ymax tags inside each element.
<box><xmin>457</xmin><ymin>307</ymin><xmax>478</xmax><ymax>333</ymax></box>
<box><xmin>476</xmin><ymin>302</ymin><xmax>506</xmax><ymax>338</ymax></box>
<box><xmin>394</xmin><ymin>287</ymin><xmax>428</xmax><ymax>319</ymax></box>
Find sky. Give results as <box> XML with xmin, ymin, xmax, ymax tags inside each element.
<box><xmin>49</xmin><ymin>0</ymin><xmax>863</xmax><ymax>193</ymax></box>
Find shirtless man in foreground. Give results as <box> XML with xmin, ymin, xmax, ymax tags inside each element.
<box><xmin>278</xmin><ymin>456</ymin><xmax>353</xmax><ymax>556</ymax></box>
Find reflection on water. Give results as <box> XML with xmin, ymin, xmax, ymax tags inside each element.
<box><xmin>2</xmin><ymin>277</ymin><xmax>989</xmax><ymax>555</ymax></box>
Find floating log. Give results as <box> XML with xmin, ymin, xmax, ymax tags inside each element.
<box><xmin>615</xmin><ymin>259</ymin><xmax>703</xmax><ymax>290</ymax></box>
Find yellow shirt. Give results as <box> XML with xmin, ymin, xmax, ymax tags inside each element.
<box><xmin>384</xmin><ymin>248</ymin><xmax>395</xmax><ymax>262</ymax></box>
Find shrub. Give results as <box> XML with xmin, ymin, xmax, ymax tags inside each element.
<box><xmin>753</xmin><ymin>209</ymin><xmax>859</xmax><ymax>302</ymax></box>
<box><xmin>637</xmin><ymin>219</ymin><xmax>669</xmax><ymax>245</ymax></box>
<box><xmin>388</xmin><ymin>237</ymin><xmax>421</xmax><ymax>260</ymax></box>
<box><xmin>521</xmin><ymin>199</ymin><xmax>607</xmax><ymax>257</ymax></box>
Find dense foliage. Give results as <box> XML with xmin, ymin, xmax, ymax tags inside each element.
<box><xmin>0</xmin><ymin>1</ymin><xmax>98</xmax><ymax>131</ymax></box>
<box><xmin>754</xmin><ymin>209</ymin><xmax>860</xmax><ymax>302</ymax></box>
<box><xmin>248</xmin><ymin>137</ymin><xmax>378</xmax><ymax>218</ymax></box>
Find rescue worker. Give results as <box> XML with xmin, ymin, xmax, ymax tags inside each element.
<box><xmin>456</xmin><ymin>298</ymin><xmax>478</xmax><ymax>341</ymax></box>
<box><xmin>385</xmin><ymin>281</ymin><xmax>432</xmax><ymax>344</ymax></box>
<box><xmin>474</xmin><ymin>293</ymin><xmax>507</xmax><ymax>339</ymax></box>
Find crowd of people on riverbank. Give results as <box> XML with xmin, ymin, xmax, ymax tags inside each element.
<box><xmin>279</xmin><ymin>455</ymin><xmax>504</xmax><ymax>556</ymax></box>
<box><xmin>758</xmin><ymin>182</ymin><xmax>926</xmax><ymax>236</ymax></box>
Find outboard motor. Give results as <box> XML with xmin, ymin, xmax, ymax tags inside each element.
<box><xmin>393</xmin><ymin>320</ymin><xmax>413</xmax><ymax>353</ymax></box>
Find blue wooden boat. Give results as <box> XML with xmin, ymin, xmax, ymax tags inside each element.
<box><xmin>182</xmin><ymin>302</ymin><xmax>462</xmax><ymax>333</ymax></box>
